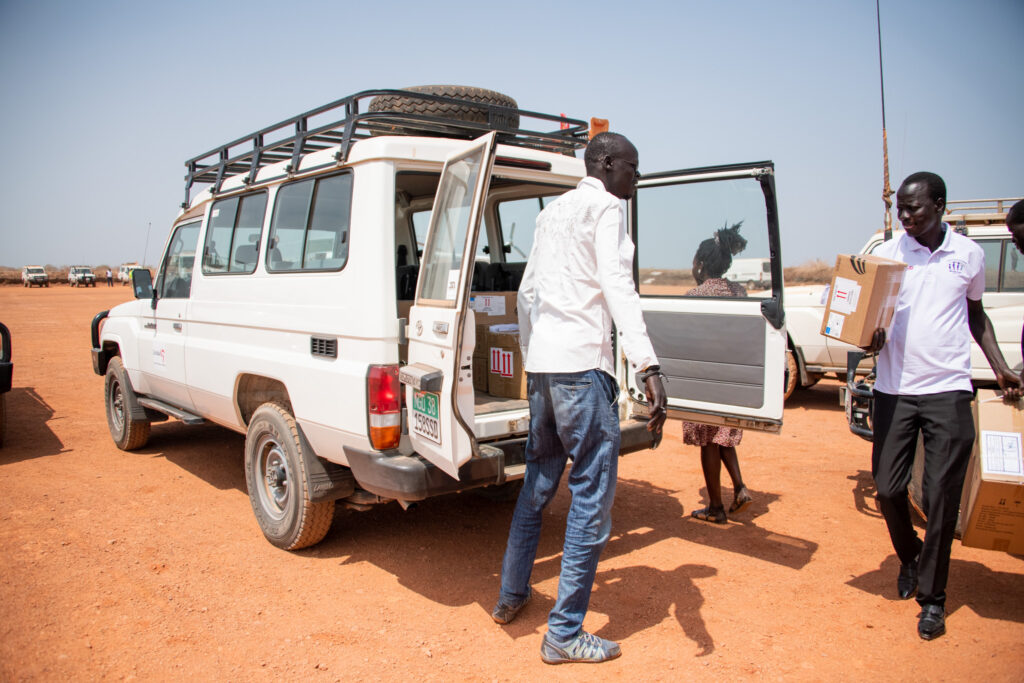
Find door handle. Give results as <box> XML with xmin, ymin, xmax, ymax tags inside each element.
<box><xmin>144</xmin><ymin>322</ymin><xmax>156</xmax><ymax>330</ymax></box>
<box><xmin>173</xmin><ymin>322</ymin><xmax>183</xmax><ymax>331</ymax></box>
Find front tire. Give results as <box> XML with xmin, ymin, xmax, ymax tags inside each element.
<box><xmin>244</xmin><ymin>403</ymin><xmax>334</xmax><ymax>550</ymax></box>
<box><xmin>105</xmin><ymin>356</ymin><xmax>151</xmax><ymax>450</ymax></box>
<box><xmin>784</xmin><ymin>348</ymin><xmax>798</xmax><ymax>401</ymax></box>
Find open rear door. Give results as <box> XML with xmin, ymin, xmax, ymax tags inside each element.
<box><xmin>627</xmin><ymin>161</ymin><xmax>786</xmax><ymax>432</ymax></box>
<box><xmin>403</xmin><ymin>132</ymin><xmax>498</xmax><ymax>478</ymax></box>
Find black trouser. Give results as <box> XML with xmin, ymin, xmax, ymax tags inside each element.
<box><xmin>871</xmin><ymin>390</ymin><xmax>974</xmax><ymax>607</ymax></box>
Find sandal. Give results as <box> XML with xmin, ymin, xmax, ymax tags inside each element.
<box><xmin>729</xmin><ymin>488</ymin><xmax>753</xmax><ymax>515</ymax></box>
<box><xmin>691</xmin><ymin>506</ymin><xmax>727</xmax><ymax>524</ymax></box>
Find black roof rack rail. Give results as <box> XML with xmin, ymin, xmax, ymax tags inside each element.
<box><xmin>182</xmin><ymin>89</ymin><xmax>590</xmax><ymax>208</ymax></box>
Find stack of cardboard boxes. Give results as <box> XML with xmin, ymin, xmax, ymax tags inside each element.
<box><xmin>469</xmin><ymin>292</ymin><xmax>527</xmax><ymax>400</ymax></box>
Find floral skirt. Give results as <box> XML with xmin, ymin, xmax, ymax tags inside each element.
<box><xmin>682</xmin><ymin>422</ymin><xmax>743</xmax><ymax>448</ymax></box>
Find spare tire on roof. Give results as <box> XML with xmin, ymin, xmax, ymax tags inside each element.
<box><xmin>367</xmin><ymin>85</ymin><xmax>519</xmax><ymax>133</ymax></box>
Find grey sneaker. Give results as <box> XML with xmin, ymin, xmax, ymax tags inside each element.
<box><xmin>491</xmin><ymin>588</ymin><xmax>531</xmax><ymax>624</ymax></box>
<box><xmin>540</xmin><ymin>630</ymin><xmax>621</xmax><ymax>664</ymax></box>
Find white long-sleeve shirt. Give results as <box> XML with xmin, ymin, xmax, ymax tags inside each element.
<box><xmin>517</xmin><ymin>176</ymin><xmax>658</xmax><ymax>376</ymax></box>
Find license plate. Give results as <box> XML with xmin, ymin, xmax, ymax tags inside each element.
<box><xmin>411</xmin><ymin>390</ymin><xmax>441</xmax><ymax>445</ymax></box>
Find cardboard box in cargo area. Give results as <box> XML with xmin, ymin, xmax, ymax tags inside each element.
<box><xmin>488</xmin><ymin>324</ymin><xmax>526</xmax><ymax>399</ymax></box>
<box><xmin>820</xmin><ymin>254</ymin><xmax>905</xmax><ymax>347</ymax></box>
<box><xmin>959</xmin><ymin>390</ymin><xmax>1024</xmax><ymax>554</ymax></box>
<box><xmin>470</xmin><ymin>293</ymin><xmax>518</xmax><ymax>393</ymax></box>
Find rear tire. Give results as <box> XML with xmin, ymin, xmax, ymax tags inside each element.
<box><xmin>105</xmin><ymin>356</ymin><xmax>151</xmax><ymax>450</ymax></box>
<box><xmin>244</xmin><ymin>402</ymin><xmax>334</xmax><ymax>550</ymax></box>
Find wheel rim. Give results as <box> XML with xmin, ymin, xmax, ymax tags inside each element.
<box><xmin>109</xmin><ymin>379</ymin><xmax>125</xmax><ymax>433</ymax></box>
<box><xmin>255</xmin><ymin>434</ymin><xmax>290</xmax><ymax>521</ymax></box>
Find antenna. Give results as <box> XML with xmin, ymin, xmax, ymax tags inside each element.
<box><xmin>877</xmin><ymin>0</ymin><xmax>893</xmax><ymax>241</ymax></box>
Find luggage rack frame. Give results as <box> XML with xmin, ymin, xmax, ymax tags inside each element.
<box><xmin>183</xmin><ymin>89</ymin><xmax>590</xmax><ymax>208</ymax></box>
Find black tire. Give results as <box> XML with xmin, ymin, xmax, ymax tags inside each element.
<box><xmin>784</xmin><ymin>348</ymin><xmax>798</xmax><ymax>401</ymax></box>
<box><xmin>244</xmin><ymin>403</ymin><xmax>334</xmax><ymax>550</ymax></box>
<box><xmin>368</xmin><ymin>85</ymin><xmax>519</xmax><ymax>133</ymax></box>
<box><xmin>105</xmin><ymin>356</ymin><xmax>151</xmax><ymax>450</ymax></box>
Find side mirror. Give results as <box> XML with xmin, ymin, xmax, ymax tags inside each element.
<box><xmin>132</xmin><ymin>268</ymin><xmax>154</xmax><ymax>302</ymax></box>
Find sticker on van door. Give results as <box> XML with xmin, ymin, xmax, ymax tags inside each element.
<box><xmin>153</xmin><ymin>347</ymin><xmax>167</xmax><ymax>366</ymax></box>
<box><xmin>445</xmin><ymin>269</ymin><xmax>460</xmax><ymax>300</ymax></box>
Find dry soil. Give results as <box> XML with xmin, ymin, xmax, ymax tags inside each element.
<box><xmin>1</xmin><ymin>286</ymin><xmax>1021</xmax><ymax>681</ymax></box>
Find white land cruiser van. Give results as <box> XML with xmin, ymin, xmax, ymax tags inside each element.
<box><xmin>785</xmin><ymin>198</ymin><xmax>1024</xmax><ymax>400</ymax></box>
<box><xmin>91</xmin><ymin>87</ymin><xmax>787</xmax><ymax>550</ymax></box>
<box><xmin>69</xmin><ymin>266</ymin><xmax>97</xmax><ymax>287</ymax></box>
<box><xmin>22</xmin><ymin>266</ymin><xmax>49</xmax><ymax>287</ymax></box>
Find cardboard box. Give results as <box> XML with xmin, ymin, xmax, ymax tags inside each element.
<box><xmin>959</xmin><ymin>390</ymin><xmax>1024</xmax><ymax>553</ymax></box>
<box><xmin>470</xmin><ymin>291</ymin><xmax>518</xmax><ymax>345</ymax></box>
<box><xmin>820</xmin><ymin>254</ymin><xmax>905</xmax><ymax>347</ymax></box>
<box><xmin>487</xmin><ymin>324</ymin><xmax>527</xmax><ymax>399</ymax></box>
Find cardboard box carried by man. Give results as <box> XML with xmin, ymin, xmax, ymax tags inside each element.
<box><xmin>820</xmin><ymin>254</ymin><xmax>906</xmax><ymax>347</ymax></box>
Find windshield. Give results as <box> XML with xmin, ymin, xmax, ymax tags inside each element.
<box><xmin>27</xmin><ymin>268</ymin><xmax>44</xmax><ymax>274</ymax></box>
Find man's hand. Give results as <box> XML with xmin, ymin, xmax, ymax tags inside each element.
<box><xmin>861</xmin><ymin>328</ymin><xmax>886</xmax><ymax>354</ymax></box>
<box><xmin>644</xmin><ymin>374</ymin><xmax>667</xmax><ymax>449</ymax></box>
<box><xmin>995</xmin><ymin>368</ymin><xmax>1023</xmax><ymax>403</ymax></box>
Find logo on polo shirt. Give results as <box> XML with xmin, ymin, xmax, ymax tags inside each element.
<box><xmin>947</xmin><ymin>259</ymin><xmax>966</xmax><ymax>274</ymax></box>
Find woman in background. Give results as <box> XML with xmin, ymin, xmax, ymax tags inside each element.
<box><xmin>685</xmin><ymin>222</ymin><xmax>753</xmax><ymax>524</ymax></box>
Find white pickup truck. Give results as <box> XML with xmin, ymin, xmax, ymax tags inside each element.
<box><xmin>785</xmin><ymin>199</ymin><xmax>1024</xmax><ymax>400</ymax></box>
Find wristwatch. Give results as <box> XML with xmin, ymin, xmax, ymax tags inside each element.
<box><xmin>636</xmin><ymin>364</ymin><xmax>666</xmax><ymax>386</ymax></box>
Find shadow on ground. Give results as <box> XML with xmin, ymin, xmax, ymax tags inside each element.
<box><xmin>0</xmin><ymin>387</ymin><xmax>66</xmax><ymax>463</ymax></box>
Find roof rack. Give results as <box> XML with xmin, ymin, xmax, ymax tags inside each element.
<box><xmin>944</xmin><ymin>197</ymin><xmax>1023</xmax><ymax>227</ymax></box>
<box><xmin>183</xmin><ymin>89</ymin><xmax>590</xmax><ymax>208</ymax></box>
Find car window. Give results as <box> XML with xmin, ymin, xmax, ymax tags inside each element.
<box><xmin>156</xmin><ymin>221</ymin><xmax>201</xmax><ymax>299</ymax></box>
<box><xmin>1002</xmin><ymin>241</ymin><xmax>1024</xmax><ymax>292</ymax></box>
<box><xmin>975</xmin><ymin>239</ymin><xmax>1002</xmax><ymax>292</ymax></box>
<box><xmin>496</xmin><ymin>196</ymin><xmax>555</xmax><ymax>261</ymax></box>
<box><xmin>268</xmin><ymin>172</ymin><xmax>352</xmax><ymax>272</ymax></box>
<box><xmin>203</xmin><ymin>192</ymin><xmax>268</xmax><ymax>274</ymax></box>
<box><xmin>634</xmin><ymin>175</ymin><xmax>773</xmax><ymax>297</ymax></box>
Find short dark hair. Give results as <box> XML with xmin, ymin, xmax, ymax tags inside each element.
<box><xmin>900</xmin><ymin>171</ymin><xmax>947</xmax><ymax>204</ymax></box>
<box><xmin>696</xmin><ymin>221</ymin><xmax>747</xmax><ymax>279</ymax></box>
<box><xmin>1007</xmin><ymin>199</ymin><xmax>1024</xmax><ymax>226</ymax></box>
<box><xmin>584</xmin><ymin>132</ymin><xmax>630</xmax><ymax>171</ymax></box>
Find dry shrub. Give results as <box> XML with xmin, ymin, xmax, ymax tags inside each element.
<box><xmin>784</xmin><ymin>259</ymin><xmax>832</xmax><ymax>284</ymax></box>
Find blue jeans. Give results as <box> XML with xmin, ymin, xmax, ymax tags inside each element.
<box><xmin>498</xmin><ymin>369</ymin><xmax>621</xmax><ymax>640</ymax></box>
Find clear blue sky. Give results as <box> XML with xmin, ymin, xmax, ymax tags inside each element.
<box><xmin>1</xmin><ymin>0</ymin><xmax>1021</xmax><ymax>269</ymax></box>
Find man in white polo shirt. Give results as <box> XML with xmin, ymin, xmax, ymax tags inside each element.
<box><xmin>866</xmin><ymin>171</ymin><xmax>1021</xmax><ymax>641</ymax></box>
<box><xmin>491</xmin><ymin>132</ymin><xmax>667</xmax><ymax>664</ymax></box>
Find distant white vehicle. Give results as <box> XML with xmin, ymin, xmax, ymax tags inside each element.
<box><xmin>21</xmin><ymin>266</ymin><xmax>49</xmax><ymax>288</ymax></box>
<box><xmin>69</xmin><ymin>266</ymin><xmax>97</xmax><ymax>287</ymax></box>
<box><xmin>723</xmin><ymin>257</ymin><xmax>770</xmax><ymax>289</ymax></box>
<box><xmin>117</xmin><ymin>263</ymin><xmax>139</xmax><ymax>285</ymax></box>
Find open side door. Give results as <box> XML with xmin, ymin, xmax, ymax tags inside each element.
<box><xmin>404</xmin><ymin>132</ymin><xmax>498</xmax><ymax>478</ymax></box>
<box><xmin>626</xmin><ymin>161</ymin><xmax>786</xmax><ymax>432</ymax></box>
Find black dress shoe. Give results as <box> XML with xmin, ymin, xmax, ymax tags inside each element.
<box><xmin>897</xmin><ymin>558</ymin><xmax>919</xmax><ymax>599</ymax></box>
<box><xmin>917</xmin><ymin>604</ymin><xmax>945</xmax><ymax>640</ymax></box>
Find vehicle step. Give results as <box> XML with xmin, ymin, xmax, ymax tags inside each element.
<box><xmin>137</xmin><ymin>397</ymin><xmax>205</xmax><ymax>425</ymax></box>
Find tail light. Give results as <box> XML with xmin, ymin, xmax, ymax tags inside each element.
<box><xmin>367</xmin><ymin>364</ymin><xmax>401</xmax><ymax>450</ymax></box>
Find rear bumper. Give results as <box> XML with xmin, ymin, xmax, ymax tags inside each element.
<box><xmin>344</xmin><ymin>418</ymin><xmax>655</xmax><ymax>501</ymax></box>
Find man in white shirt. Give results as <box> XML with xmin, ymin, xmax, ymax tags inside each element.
<box><xmin>491</xmin><ymin>132</ymin><xmax>667</xmax><ymax>664</ymax></box>
<box><xmin>866</xmin><ymin>172</ymin><xmax>1021</xmax><ymax>641</ymax></box>
<box><xmin>1008</xmin><ymin>199</ymin><xmax>1024</xmax><ymax>384</ymax></box>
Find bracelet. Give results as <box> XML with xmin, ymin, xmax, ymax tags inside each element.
<box><xmin>636</xmin><ymin>365</ymin><xmax>666</xmax><ymax>385</ymax></box>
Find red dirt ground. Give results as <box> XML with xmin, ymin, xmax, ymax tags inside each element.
<box><xmin>1</xmin><ymin>286</ymin><xmax>1021</xmax><ymax>681</ymax></box>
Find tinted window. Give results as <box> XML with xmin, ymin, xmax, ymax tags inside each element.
<box><xmin>268</xmin><ymin>173</ymin><xmax>352</xmax><ymax>272</ymax></box>
<box><xmin>203</xmin><ymin>192</ymin><xmax>268</xmax><ymax>274</ymax></box>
